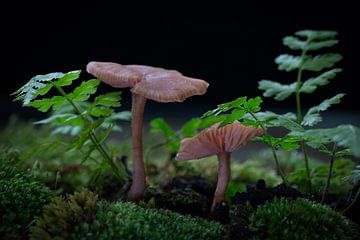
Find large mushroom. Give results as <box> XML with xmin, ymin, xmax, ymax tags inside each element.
<box><xmin>86</xmin><ymin>61</ymin><xmax>209</xmax><ymax>201</ymax></box>
<box><xmin>175</xmin><ymin>121</ymin><xmax>263</xmax><ymax>213</ymax></box>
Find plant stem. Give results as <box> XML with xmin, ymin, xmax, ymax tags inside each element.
<box><xmin>295</xmin><ymin>48</ymin><xmax>312</xmax><ymax>193</ymax></box>
<box><xmin>343</xmin><ymin>187</ymin><xmax>360</xmax><ymax>213</ymax></box>
<box><xmin>248</xmin><ymin>112</ymin><xmax>287</xmax><ymax>184</ymax></box>
<box><xmin>321</xmin><ymin>144</ymin><xmax>337</xmax><ymax>203</ymax></box>
<box><xmin>54</xmin><ymin>84</ymin><xmax>123</xmax><ymax>181</ymax></box>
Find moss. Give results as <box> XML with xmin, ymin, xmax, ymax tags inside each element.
<box><xmin>31</xmin><ymin>189</ymin><xmax>223</xmax><ymax>240</ymax></box>
<box><xmin>29</xmin><ymin>189</ymin><xmax>98</xmax><ymax>240</ymax></box>
<box><xmin>249</xmin><ymin>198</ymin><xmax>359</xmax><ymax>240</ymax></box>
<box><xmin>0</xmin><ymin>149</ymin><xmax>53</xmax><ymax>239</ymax></box>
<box><xmin>72</xmin><ymin>201</ymin><xmax>223</xmax><ymax>240</ymax></box>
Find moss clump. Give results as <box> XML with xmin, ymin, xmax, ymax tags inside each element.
<box><xmin>29</xmin><ymin>189</ymin><xmax>98</xmax><ymax>240</ymax></box>
<box><xmin>72</xmin><ymin>201</ymin><xmax>223</xmax><ymax>240</ymax></box>
<box><xmin>0</xmin><ymin>150</ymin><xmax>53</xmax><ymax>239</ymax></box>
<box><xmin>31</xmin><ymin>189</ymin><xmax>223</xmax><ymax>240</ymax></box>
<box><xmin>249</xmin><ymin>198</ymin><xmax>359</xmax><ymax>240</ymax></box>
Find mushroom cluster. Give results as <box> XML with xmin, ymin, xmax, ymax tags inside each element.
<box><xmin>87</xmin><ymin>61</ymin><xmax>209</xmax><ymax>201</ymax></box>
<box><xmin>176</xmin><ymin>121</ymin><xmax>263</xmax><ymax>213</ymax></box>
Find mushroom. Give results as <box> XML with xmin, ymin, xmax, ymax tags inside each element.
<box><xmin>86</xmin><ymin>61</ymin><xmax>209</xmax><ymax>201</ymax></box>
<box><xmin>175</xmin><ymin>121</ymin><xmax>263</xmax><ymax>213</ymax></box>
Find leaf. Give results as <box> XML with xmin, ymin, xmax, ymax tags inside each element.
<box><xmin>26</xmin><ymin>96</ymin><xmax>66</xmax><ymax>112</ymax></box>
<box><xmin>295</xmin><ymin>30</ymin><xmax>338</xmax><ymax>40</ymax></box>
<box><xmin>262</xmin><ymin>134</ymin><xmax>299</xmax><ymax>150</ymax></box>
<box><xmin>258</xmin><ymin>80</ymin><xmax>297</xmax><ymax>101</ymax></box>
<box><xmin>180</xmin><ymin>118</ymin><xmax>202</xmax><ymax>138</ymax></box>
<box><xmin>89</xmin><ymin>107</ymin><xmax>114</xmax><ymax>117</ymax></box>
<box><xmin>283</xmin><ymin>36</ymin><xmax>307</xmax><ymax>50</ymax></box>
<box><xmin>300</xmin><ymin>69</ymin><xmax>342</xmax><ymax>94</ymax></box>
<box><xmin>68</xmin><ymin>79</ymin><xmax>100</xmax><ymax>101</ymax></box>
<box><xmin>275</xmin><ymin>54</ymin><xmax>301</xmax><ymax>72</ymax></box>
<box><xmin>283</xmin><ymin>36</ymin><xmax>338</xmax><ymax>51</ymax></box>
<box><xmin>107</xmin><ymin>111</ymin><xmax>132</xmax><ymax>121</ymax></box>
<box><xmin>13</xmin><ymin>72</ymin><xmax>65</xmax><ymax>104</ymax></box>
<box><xmin>291</xmin><ymin>125</ymin><xmax>360</xmax><ymax>157</ymax></box>
<box><xmin>93</xmin><ymin>92</ymin><xmax>122</xmax><ymax>107</ymax></box>
<box><xmin>302</xmin><ymin>53</ymin><xmax>343</xmax><ymax>72</ymax></box>
<box><xmin>220</xmin><ymin>109</ymin><xmax>245</xmax><ymax>127</ymax></box>
<box><xmin>199</xmin><ymin>115</ymin><xmax>226</xmax><ymax>129</ymax></box>
<box><xmin>302</xmin><ymin>94</ymin><xmax>345</xmax><ymax>126</ymax></box>
<box><xmin>203</xmin><ymin>97</ymin><xmax>247</xmax><ymax>117</ymax></box>
<box><xmin>35</xmin><ymin>113</ymin><xmax>83</xmax><ymax>126</ymax></box>
<box><xmin>243</xmin><ymin>97</ymin><xmax>262</xmax><ymax>112</ymax></box>
<box><xmin>55</xmin><ymin>70</ymin><xmax>81</xmax><ymax>87</ymax></box>
<box><xmin>150</xmin><ymin>118</ymin><xmax>176</xmax><ymax>138</ymax></box>
<box><xmin>272</xmin><ymin>115</ymin><xmax>304</xmax><ymax>132</ymax></box>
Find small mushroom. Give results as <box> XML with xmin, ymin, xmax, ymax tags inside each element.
<box><xmin>175</xmin><ymin>121</ymin><xmax>263</xmax><ymax>213</ymax></box>
<box><xmin>87</xmin><ymin>61</ymin><xmax>209</xmax><ymax>201</ymax></box>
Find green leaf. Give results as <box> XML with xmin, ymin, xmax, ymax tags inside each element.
<box><xmin>302</xmin><ymin>94</ymin><xmax>345</xmax><ymax>126</ymax></box>
<box><xmin>275</xmin><ymin>54</ymin><xmax>301</xmax><ymax>72</ymax></box>
<box><xmin>272</xmin><ymin>115</ymin><xmax>304</xmax><ymax>132</ymax></box>
<box><xmin>13</xmin><ymin>72</ymin><xmax>65</xmax><ymax>104</ymax></box>
<box><xmin>283</xmin><ymin>36</ymin><xmax>338</xmax><ymax>51</ymax></box>
<box><xmin>93</xmin><ymin>92</ymin><xmax>122</xmax><ymax>107</ymax></box>
<box><xmin>107</xmin><ymin>111</ymin><xmax>132</xmax><ymax>121</ymax></box>
<box><xmin>150</xmin><ymin>118</ymin><xmax>176</xmax><ymax>138</ymax></box>
<box><xmin>220</xmin><ymin>109</ymin><xmax>245</xmax><ymax>127</ymax></box>
<box><xmin>291</xmin><ymin>125</ymin><xmax>360</xmax><ymax>157</ymax></box>
<box><xmin>180</xmin><ymin>118</ymin><xmax>202</xmax><ymax>138</ymax></box>
<box><xmin>68</xmin><ymin>79</ymin><xmax>100</xmax><ymax>101</ymax></box>
<box><xmin>243</xmin><ymin>97</ymin><xmax>262</xmax><ymax>112</ymax></box>
<box><xmin>89</xmin><ymin>107</ymin><xmax>114</xmax><ymax>117</ymax></box>
<box><xmin>295</xmin><ymin>30</ymin><xmax>338</xmax><ymax>40</ymax></box>
<box><xmin>283</xmin><ymin>36</ymin><xmax>306</xmax><ymax>50</ymax></box>
<box><xmin>258</xmin><ymin>80</ymin><xmax>297</xmax><ymax>101</ymax></box>
<box><xmin>35</xmin><ymin>113</ymin><xmax>83</xmax><ymax>126</ymax></box>
<box><xmin>302</xmin><ymin>53</ymin><xmax>343</xmax><ymax>72</ymax></box>
<box><xmin>26</xmin><ymin>96</ymin><xmax>66</xmax><ymax>112</ymax></box>
<box><xmin>55</xmin><ymin>70</ymin><xmax>81</xmax><ymax>87</ymax></box>
<box><xmin>199</xmin><ymin>115</ymin><xmax>226</xmax><ymax>129</ymax></box>
<box><xmin>300</xmin><ymin>69</ymin><xmax>342</xmax><ymax>94</ymax></box>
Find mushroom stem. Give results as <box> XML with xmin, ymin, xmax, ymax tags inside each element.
<box><xmin>128</xmin><ymin>93</ymin><xmax>147</xmax><ymax>202</ymax></box>
<box><xmin>211</xmin><ymin>151</ymin><xmax>231</xmax><ymax>213</ymax></box>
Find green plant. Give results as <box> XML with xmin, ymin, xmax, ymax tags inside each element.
<box><xmin>31</xmin><ymin>189</ymin><xmax>223</xmax><ymax>240</ymax></box>
<box><xmin>0</xmin><ymin>152</ymin><xmax>53</xmax><ymax>239</ymax></box>
<box><xmin>12</xmin><ymin>70</ymin><xmax>131</xmax><ymax>182</ymax></box>
<box><xmin>257</xmin><ymin>30</ymin><xmax>360</xmax><ymax>193</ymax></box>
<box><xmin>287</xmin><ymin>158</ymin><xmax>355</xmax><ymax>197</ymax></box>
<box><xmin>249</xmin><ymin>198</ymin><xmax>358</xmax><ymax>240</ymax></box>
<box><xmin>201</xmin><ymin>30</ymin><xmax>360</xmax><ymax>197</ymax></box>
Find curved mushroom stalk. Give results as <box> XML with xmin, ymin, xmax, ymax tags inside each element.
<box><xmin>128</xmin><ymin>93</ymin><xmax>147</xmax><ymax>202</ymax></box>
<box><xmin>211</xmin><ymin>152</ymin><xmax>231</xmax><ymax>213</ymax></box>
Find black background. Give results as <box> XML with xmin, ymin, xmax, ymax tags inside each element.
<box><xmin>1</xmin><ymin>2</ymin><xmax>359</xmax><ymax>124</ymax></box>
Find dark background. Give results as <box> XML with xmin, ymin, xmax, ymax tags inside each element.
<box><xmin>1</xmin><ymin>2</ymin><xmax>359</xmax><ymax>125</ymax></box>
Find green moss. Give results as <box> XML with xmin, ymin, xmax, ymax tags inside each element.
<box><xmin>72</xmin><ymin>201</ymin><xmax>223</xmax><ymax>240</ymax></box>
<box><xmin>31</xmin><ymin>189</ymin><xmax>223</xmax><ymax>240</ymax></box>
<box><xmin>0</xmin><ymin>150</ymin><xmax>53</xmax><ymax>238</ymax></box>
<box><xmin>29</xmin><ymin>189</ymin><xmax>98</xmax><ymax>240</ymax></box>
<box><xmin>249</xmin><ymin>198</ymin><xmax>359</xmax><ymax>240</ymax></box>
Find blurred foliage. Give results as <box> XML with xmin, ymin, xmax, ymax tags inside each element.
<box><xmin>0</xmin><ymin>116</ymin><xmax>126</xmax><ymax>195</ymax></box>
<box><xmin>288</xmin><ymin>158</ymin><xmax>355</xmax><ymax>196</ymax></box>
